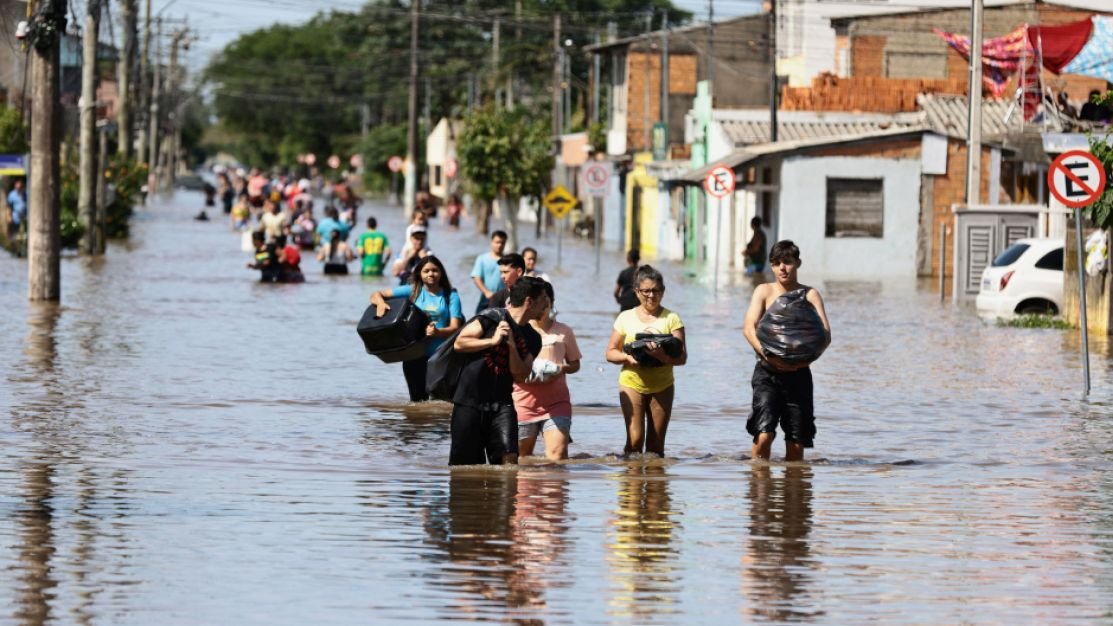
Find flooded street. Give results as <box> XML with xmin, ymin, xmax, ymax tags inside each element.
<box><xmin>3</xmin><ymin>192</ymin><xmax>1113</xmax><ymax>625</ymax></box>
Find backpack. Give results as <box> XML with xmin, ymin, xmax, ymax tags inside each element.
<box><xmin>425</xmin><ymin>308</ymin><xmax>505</xmax><ymax>401</ymax></box>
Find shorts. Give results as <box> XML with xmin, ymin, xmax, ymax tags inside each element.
<box><xmin>746</xmin><ymin>262</ymin><xmax>766</xmax><ymax>274</ymax></box>
<box><xmin>324</xmin><ymin>263</ymin><xmax>349</xmax><ymax>275</ymax></box>
<box><xmin>450</xmin><ymin>402</ymin><xmax>519</xmax><ymax>465</ymax></box>
<box><xmin>747</xmin><ymin>362</ymin><xmax>815</xmax><ymax>447</ymax></box>
<box><xmin>518</xmin><ymin>416</ymin><xmax>572</xmax><ymax>442</ymax></box>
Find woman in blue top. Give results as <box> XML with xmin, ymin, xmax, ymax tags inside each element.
<box><xmin>370</xmin><ymin>255</ymin><xmax>464</xmax><ymax>401</ymax></box>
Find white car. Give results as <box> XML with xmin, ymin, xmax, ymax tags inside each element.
<box><xmin>975</xmin><ymin>238</ymin><xmax>1064</xmax><ymax>318</ymax></box>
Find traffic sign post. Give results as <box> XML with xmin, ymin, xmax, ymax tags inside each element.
<box><xmin>580</xmin><ymin>163</ymin><xmax>611</xmax><ymax>274</ymax></box>
<box><xmin>704</xmin><ymin>165</ymin><xmax>735</xmax><ymax>199</ymax></box>
<box><xmin>581</xmin><ymin>162</ymin><xmax>610</xmax><ymax>197</ymax></box>
<box><xmin>703</xmin><ymin>165</ymin><xmax>736</xmax><ymax>291</ymax></box>
<box><xmin>544</xmin><ymin>185</ymin><xmax>578</xmax><ymax>269</ymax></box>
<box><xmin>1047</xmin><ymin>150</ymin><xmax>1108</xmax><ymax>398</ymax></box>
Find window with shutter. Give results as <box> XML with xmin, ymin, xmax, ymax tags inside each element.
<box><xmin>825</xmin><ymin>178</ymin><xmax>883</xmax><ymax>238</ymax></box>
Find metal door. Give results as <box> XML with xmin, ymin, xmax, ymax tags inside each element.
<box><xmin>954</xmin><ymin>211</ymin><xmax>1037</xmax><ymax>297</ymax></box>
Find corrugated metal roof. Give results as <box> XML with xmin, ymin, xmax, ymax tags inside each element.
<box><xmin>718</xmin><ymin>96</ymin><xmax>1067</xmax><ymax>148</ymax></box>
<box><xmin>677</xmin><ymin>128</ymin><xmax>930</xmax><ymax>183</ymax></box>
<box><xmin>917</xmin><ymin>94</ymin><xmax>1023</xmax><ymax>139</ymax></box>
<box><xmin>721</xmin><ymin>118</ymin><xmax>921</xmax><ymax>145</ymax></box>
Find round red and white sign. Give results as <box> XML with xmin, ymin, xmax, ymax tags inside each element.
<box><xmin>1048</xmin><ymin>150</ymin><xmax>1106</xmax><ymax>209</ymax></box>
<box><xmin>582</xmin><ymin>162</ymin><xmax>610</xmax><ymax>195</ymax></box>
<box><xmin>387</xmin><ymin>156</ymin><xmax>403</xmax><ymax>173</ymax></box>
<box><xmin>445</xmin><ymin>158</ymin><xmax>458</xmax><ymax>179</ymax></box>
<box><xmin>704</xmin><ymin>165</ymin><xmax>736</xmax><ymax>198</ymax></box>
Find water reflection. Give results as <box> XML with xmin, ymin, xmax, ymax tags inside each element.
<box><xmin>743</xmin><ymin>465</ymin><xmax>821</xmax><ymax>622</ymax></box>
<box><xmin>15</xmin><ymin>462</ymin><xmax>57</xmax><ymax>626</ymax></box>
<box><xmin>423</xmin><ymin>469</ymin><xmax>573</xmax><ymax>622</ymax></box>
<box><xmin>606</xmin><ymin>464</ymin><xmax>681</xmax><ymax>618</ymax></box>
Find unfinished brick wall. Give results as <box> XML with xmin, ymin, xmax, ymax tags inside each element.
<box><xmin>851</xmin><ymin>35</ymin><xmax>886</xmax><ymax>78</ymax></box>
<box><xmin>626</xmin><ymin>52</ymin><xmax>699</xmax><ymax>153</ymax></box>
<box><xmin>781</xmin><ymin>74</ymin><xmax>966</xmax><ymax>112</ymax></box>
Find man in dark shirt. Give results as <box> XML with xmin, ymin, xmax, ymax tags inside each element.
<box><xmin>614</xmin><ymin>249</ymin><xmax>641</xmax><ymax>311</ymax></box>
<box><xmin>744</xmin><ymin>216</ymin><xmax>767</xmax><ymax>273</ymax></box>
<box><xmin>449</xmin><ymin>276</ymin><xmax>547</xmax><ymax>465</ymax></box>
<box><xmin>487</xmin><ymin>253</ymin><xmax>525</xmax><ymax>309</ymax></box>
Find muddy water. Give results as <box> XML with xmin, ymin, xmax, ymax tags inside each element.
<box><xmin>1</xmin><ymin>193</ymin><xmax>1112</xmax><ymax>625</ymax></box>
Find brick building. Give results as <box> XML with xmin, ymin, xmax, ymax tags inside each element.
<box><xmin>586</xmin><ymin>14</ymin><xmax>772</xmax><ymax>156</ymax></box>
<box><xmin>778</xmin><ymin>0</ymin><xmax>1113</xmax><ymax>113</ymax></box>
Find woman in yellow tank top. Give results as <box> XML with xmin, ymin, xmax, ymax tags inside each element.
<box><xmin>605</xmin><ymin>265</ymin><xmax>687</xmax><ymax>456</ymax></box>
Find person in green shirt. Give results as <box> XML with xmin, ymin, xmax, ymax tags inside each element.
<box><xmin>356</xmin><ymin>216</ymin><xmax>391</xmax><ymax>276</ymax></box>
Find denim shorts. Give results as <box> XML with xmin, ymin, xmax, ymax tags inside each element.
<box><xmin>518</xmin><ymin>416</ymin><xmax>572</xmax><ymax>442</ymax></box>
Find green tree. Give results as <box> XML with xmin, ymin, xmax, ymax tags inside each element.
<box><xmin>458</xmin><ymin>105</ymin><xmax>553</xmax><ymax>248</ymax></box>
<box><xmin>204</xmin><ymin>0</ymin><xmax>690</xmax><ymax>169</ymax></box>
<box><xmin>0</xmin><ymin>105</ymin><xmax>28</xmax><ymax>154</ymax></box>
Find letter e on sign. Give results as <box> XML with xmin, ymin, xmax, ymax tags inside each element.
<box><xmin>704</xmin><ymin>165</ymin><xmax>736</xmax><ymax>199</ymax></box>
<box><xmin>1048</xmin><ymin>150</ymin><xmax>1106</xmax><ymax>209</ymax></box>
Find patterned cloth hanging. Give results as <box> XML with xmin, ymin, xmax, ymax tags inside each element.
<box><xmin>934</xmin><ymin>26</ymin><xmax>1032</xmax><ymax>98</ymax></box>
<box><xmin>1063</xmin><ymin>16</ymin><xmax>1113</xmax><ymax>83</ymax></box>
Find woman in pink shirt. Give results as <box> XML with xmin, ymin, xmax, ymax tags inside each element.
<box><xmin>513</xmin><ymin>281</ymin><xmax>582</xmax><ymax>461</ymax></box>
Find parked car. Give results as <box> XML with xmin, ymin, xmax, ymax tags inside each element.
<box><xmin>976</xmin><ymin>238</ymin><xmax>1064</xmax><ymax>318</ymax></box>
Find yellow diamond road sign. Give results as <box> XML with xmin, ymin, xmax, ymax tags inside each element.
<box><xmin>544</xmin><ymin>185</ymin><xmax>577</xmax><ymax>219</ymax></box>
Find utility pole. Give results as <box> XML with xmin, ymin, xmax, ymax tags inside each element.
<box><xmin>117</xmin><ymin>0</ymin><xmax>137</xmax><ymax>157</ymax></box>
<box><xmin>165</xmin><ymin>27</ymin><xmax>187</xmax><ymax>190</ymax></box>
<box><xmin>965</xmin><ymin>0</ymin><xmax>984</xmax><ymax>205</ymax></box>
<box><xmin>591</xmin><ymin>31</ymin><xmax>600</xmax><ymax>125</ymax></box>
<box><xmin>28</xmin><ymin>0</ymin><xmax>67</xmax><ymax>301</ymax></box>
<box><xmin>147</xmin><ymin>17</ymin><xmax>161</xmax><ymax>195</ymax></box>
<box><xmin>95</xmin><ymin>121</ymin><xmax>108</xmax><ymax>253</ymax></box>
<box><xmin>404</xmin><ymin>0</ymin><xmax>419</xmax><ymax>213</ymax></box>
<box><xmin>511</xmin><ymin>0</ymin><xmax>520</xmax><ymax>109</ymax></box>
<box><xmin>135</xmin><ymin>0</ymin><xmax>150</xmax><ymax>169</ymax></box>
<box><xmin>552</xmin><ymin>15</ymin><xmax>562</xmax><ymax>140</ymax></box>
<box><xmin>492</xmin><ymin>16</ymin><xmax>500</xmax><ymax>109</ymax></box>
<box><xmin>770</xmin><ymin>0</ymin><xmax>778</xmax><ymax>142</ymax></box>
<box><xmin>707</xmin><ymin>0</ymin><xmax>715</xmax><ymax>88</ymax></box>
<box><xmin>607</xmin><ymin>22</ymin><xmax>617</xmax><ymax>131</ymax></box>
<box><xmin>661</xmin><ymin>10</ymin><xmax>669</xmax><ymax>136</ymax></box>
<box><xmin>78</xmin><ymin>0</ymin><xmax>101</xmax><ymax>255</ymax></box>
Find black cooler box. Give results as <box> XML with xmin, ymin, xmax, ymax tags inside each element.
<box><xmin>357</xmin><ymin>296</ymin><xmax>431</xmax><ymax>363</ymax></box>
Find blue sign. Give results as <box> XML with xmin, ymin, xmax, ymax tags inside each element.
<box><xmin>0</xmin><ymin>154</ymin><xmax>26</xmax><ymax>174</ymax></box>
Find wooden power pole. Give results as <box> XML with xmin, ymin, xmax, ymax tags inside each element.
<box><xmin>117</xmin><ymin>0</ymin><xmax>137</xmax><ymax>158</ymax></box>
<box><xmin>28</xmin><ymin>0</ymin><xmax>67</xmax><ymax>301</ymax></box>
<box><xmin>78</xmin><ymin>0</ymin><xmax>101</xmax><ymax>255</ymax></box>
<box><xmin>135</xmin><ymin>0</ymin><xmax>151</xmax><ymax>170</ymax></box>
<box><xmin>404</xmin><ymin>0</ymin><xmax>419</xmax><ymax>214</ymax></box>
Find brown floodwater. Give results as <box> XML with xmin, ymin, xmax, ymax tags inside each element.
<box><xmin>1</xmin><ymin>191</ymin><xmax>1112</xmax><ymax>625</ymax></box>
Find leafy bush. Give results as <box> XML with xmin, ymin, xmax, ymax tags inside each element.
<box><xmin>996</xmin><ymin>314</ymin><xmax>1073</xmax><ymax>329</ymax></box>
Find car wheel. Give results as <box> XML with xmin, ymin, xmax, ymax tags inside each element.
<box><xmin>1017</xmin><ymin>302</ymin><xmax>1057</xmax><ymax>315</ymax></box>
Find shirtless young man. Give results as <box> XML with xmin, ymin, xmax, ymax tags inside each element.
<box><xmin>742</xmin><ymin>240</ymin><xmax>831</xmax><ymax>461</ymax></box>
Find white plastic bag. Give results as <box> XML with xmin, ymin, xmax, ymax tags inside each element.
<box><xmin>1085</xmin><ymin>230</ymin><xmax>1107</xmax><ymax>277</ymax></box>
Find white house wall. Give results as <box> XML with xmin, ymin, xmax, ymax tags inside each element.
<box><xmin>778</xmin><ymin>155</ymin><xmax>921</xmax><ymax>278</ymax></box>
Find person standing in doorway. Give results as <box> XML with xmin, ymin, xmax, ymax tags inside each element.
<box><xmin>744</xmin><ymin>216</ymin><xmax>767</xmax><ymax>274</ymax></box>
<box><xmin>471</xmin><ymin>230</ymin><xmax>508</xmax><ymax>314</ymax></box>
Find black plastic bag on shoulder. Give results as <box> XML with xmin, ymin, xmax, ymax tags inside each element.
<box><xmin>756</xmin><ymin>288</ymin><xmax>826</xmax><ymax>365</ymax></box>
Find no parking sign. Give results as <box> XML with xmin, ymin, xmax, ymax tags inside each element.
<box><xmin>1048</xmin><ymin>150</ymin><xmax>1106</xmax><ymax>209</ymax></box>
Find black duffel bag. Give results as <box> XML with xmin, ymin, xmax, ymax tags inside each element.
<box><xmin>623</xmin><ymin>333</ymin><xmax>683</xmax><ymax>367</ymax></box>
<box><xmin>356</xmin><ymin>296</ymin><xmax>430</xmax><ymax>363</ymax></box>
<box><xmin>756</xmin><ymin>288</ymin><xmax>827</xmax><ymax>365</ymax></box>
<box><xmin>425</xmin><ymin>308</ymin><xmax>505</xmax><ymax>401</ymax></box>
